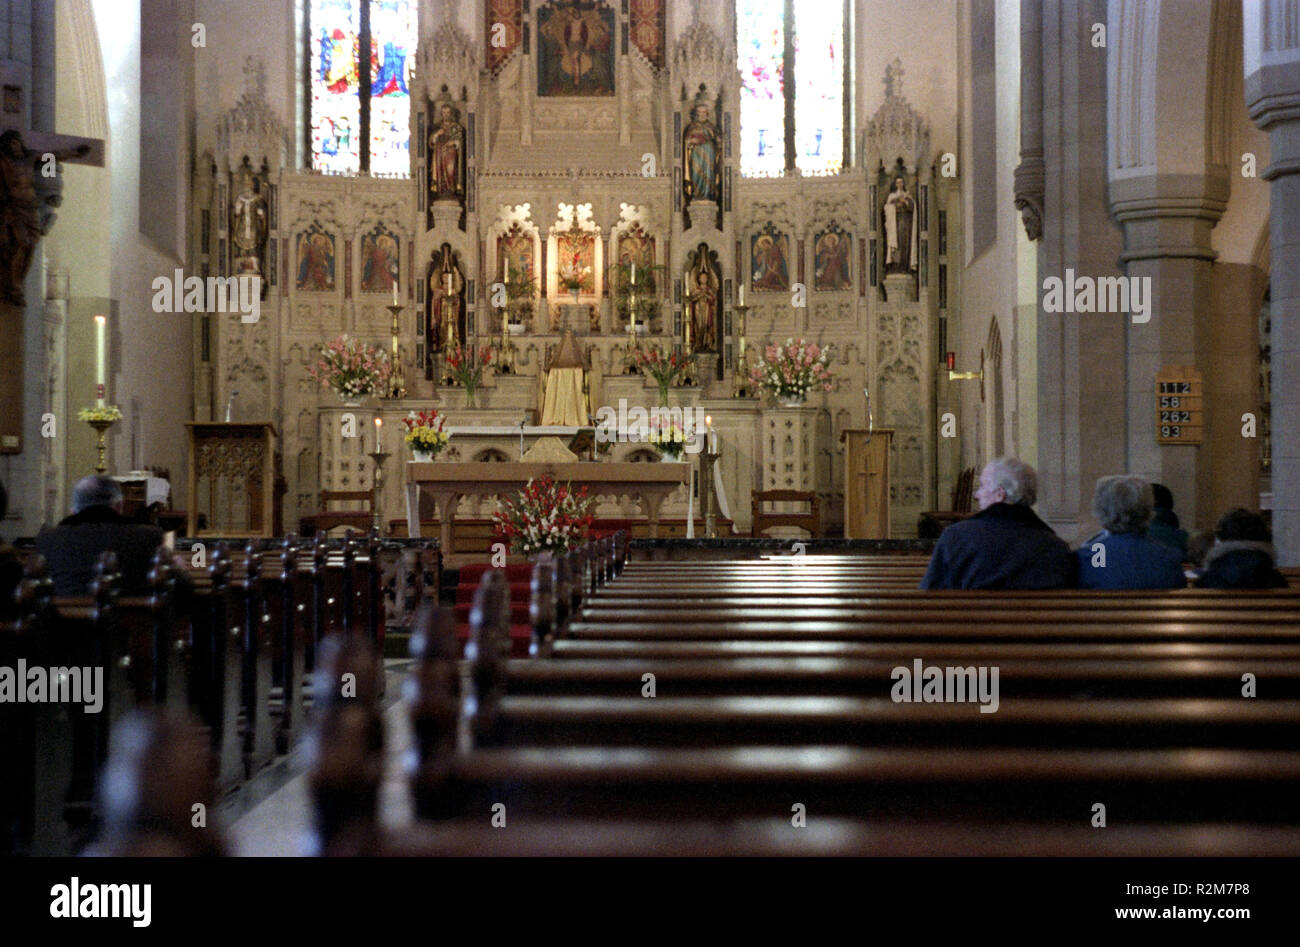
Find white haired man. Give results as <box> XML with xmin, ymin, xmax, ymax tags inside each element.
<box><xmin>921</xmin><ymin>457</ymin><xmax>1075</xmax><ymax>589</ymax></box>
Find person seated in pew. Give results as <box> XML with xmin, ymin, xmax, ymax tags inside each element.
<box><xmin>36</xmin><ymin>475</ymin><xmax>172</xmax><ymax>596</ymax></box>
<box><xmin>1147</xmin><ymin>482</ymin><xmax>1190</xmax><ymax>560</ymax></box>
<box><xmin>1185</xmin><ymin>528</ymin><xmax>1215</xmax><ymax>583</ymax></box>
<box><xmin>1075</xmin><ymin>476</ymin><xmax>1186</xmax><ymax>590</ymax></box>
<box><xmin>921</xmin><ymin>457</ymin><xmax>1075</xmax><ymax>590</ymax></box>
<box><xmin>0</xmin><ymin>482</ymin><xmax>24</xmax><ymax>620</ymax></box>
<box><xmin>1195</xmin><ymin>508</ymin><xmax>1288</xmax><ymax>590</ymax></box>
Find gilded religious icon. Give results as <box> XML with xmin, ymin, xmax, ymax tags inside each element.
<box><xmin>682</xmin><ymin>87</ymin><xmax>720</xmax><ymax>204</ymax></box>
<box><xmin>814</xmin><ymin>226</ymin><xmax>852</xmax><ymax>292</ymax></box>
<box><xmin>295</xmin><ymin>225</ymin><xmax>335</xmax><ymax>292</ymax></box>
<box><xmin>617</xmin><ymin>228</ymin><xmax>656</xmax><ymax>288</ymax></box>
<box><xmin>750</xmin><ymin>226</ymin><xmax>790</xmax><ymax>292</ymax></box>
<box><xmin>230</xmin><ymin>161</ymin><xmax>267</xmax><ymax>279</ymax></box>
<box><xmin>556</xmin><ymin>231</ymin><xmax>596</xmax><ymax>295</ymax></box>
<box><xmin>429</xmin><ymin>102</ymin><xmax>465</xmax><ymax>201</ymax></box>
<box><xmin>537</xmin><ymin>0</ymin><xmax>615</xmax><ymax>97</ymax></box>
<box><xmin>686</xmin><ymin>243</ymin><xmax>720</xmax><ymax>353</ymax></box>
<box><xmin>360</xmin><ymin>225</ymin><xmax>399</xmax><ymax>294</ymax></box>
<box><xmin>498</xmin><ymin>227</ymin><xmax>535</xmax><ymax>284</ymax></box>
<box><xmin>883</xmin><ymin>173</ymin><xmax>918</xmax><ymax>274</ymax></box>
<box><xmin>0</xmin><ymin>130</ymin><xmax>41</xmax><ymax>305</ymax></box>
<box><xmin>428</xmin><ymin>243</ymin><xmax>464</xmax><ymax>354</ymax></box>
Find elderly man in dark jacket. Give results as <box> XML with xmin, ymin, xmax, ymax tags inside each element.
<box><xmin>1196</xmin><ymin>508</ymin><xmax>1288</xmax><ymax>589</ymax></box>
<box><xmin>1075</xmin><ymin>476</ymin><xmax>1186</xmax><ymax>589</ymax></box>
<box><xmin>36</xmin><ymin>475</ymin><xmax>166</xmax><ymax>596</ymax></box>
<box><xmin>921</xmin><ymin>457</ymin><xmax>1075</xmax><ymax>589</ymax></box>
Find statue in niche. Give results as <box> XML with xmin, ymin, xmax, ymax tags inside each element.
<box><xmin>682</xmin><ymin>87</ymin><xmax>720</xmax><ymax>205</ymax></box>
<box><xmin>882</xmin><ymin>173</ymin><xmax>918</xmax><ymax>275</ymax></box>
<box><xmin>429</xmin><ymin>102</ymin><xmax>465</xmax><ymax>202</ymax></box>
<box><xmin>685</xmin><ymin>243</ymin><xmax>720</xmax><ymax>354</ymax></box>
<box><xmin>0</xmin><ymin>130</ymin><xmax>41</xmax><ymax>305</ymax></box>
<box><xmin>428</xmin><ymin>243</ymin><xmax>465</xmax><ymax>356</ymax></box>
<box><xmin>230</xmin><ymin>160</ymin><xmax>268</xmax><ymax>278</ymax></box>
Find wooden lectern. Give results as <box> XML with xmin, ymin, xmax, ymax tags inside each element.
<box><xmin>185</xmin><ymin>422</ymin><xmax>278</xmax><ymax>537</ymax></box>
<box><xmin>840</xmin><ymin>428</ymin><xmax>892</xmax><ymax>538</ymax></box>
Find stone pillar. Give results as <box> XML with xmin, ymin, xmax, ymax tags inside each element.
<box><xmin>1245</xmin><ymin>0</ymin><xmax>1300</xmax><ymax>564</ymax></box>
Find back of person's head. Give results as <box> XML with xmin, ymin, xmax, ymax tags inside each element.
<box><xmin>983</xmin><ymin>457</ymin><xmax>1038</xmax><ymax>506</ymax></box>
<box><xmin>71</xmin><ymin>474</ymin><xmax>123</xmax><ymax>514</ymax></box>
<box><xmin>1214</xmin><ymin>508</ymin><xmax>1271</xmax><ymax>543</ymax></box>
<box><xmin>1187</xmin><ymin>529</ymin><xmax>1215</xmax><ymax>567</ymax></box>
<box><xmin>1151</xmin><ymin>482</ymin><xmax>1174</xmax><ymax>510</ymax></box>
<box><xmin>1092</xmin><ymin>475</ymin><xmax>1154</xmax><ymax>534</ymax></box>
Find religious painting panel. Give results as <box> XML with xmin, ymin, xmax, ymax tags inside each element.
<box><xmin>555</xmin><ymin>230</ymin><xmax>597</xmax><ymax>295</ymax></box>
<box><xmin>309</xmin><ymin>0</ymin><xmax>361</xmax><ymax>174</ymax></box>
<box><xmin>486</xmin><ymin>0</ymin><xmax>523</xmax><ymax>72</ymax></box>
<box><xmin>629</xmin><ymin>0</ymin><xmax>664</xmax><ymax>69</ymax></box>
<box><xmin>813</xmin><ymin>224</ymin><xmax>852</xmax><ymax>292</ymax></box>
<box><xmin>498</xmin><ymin>227</ymin><xmax>536</xmax><ymax>284</ymax></box>
<box><xmin>295</xmin><ymin>223</ymin><xmax>336</xmax><ymax>293</ymax></box>
<box><xmin>359</xmin><ymin>223</ymin><xmax>399</xmax><ymax>294</ymax></box>
<box><xmin>750</xmin><ymin>224</ymin><xmax>790</xmax><ymax>293</ymax></box>
<box><xmin>537</xmin><ymin>0</ymin><xmax>616</xmax><ymax>97</ymax></box>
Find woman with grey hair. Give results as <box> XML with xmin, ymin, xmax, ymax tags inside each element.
<box><xmin>1075</xmin><ymin>475</ymin><xmax>1186</xmax><ymax>589</ymax></box>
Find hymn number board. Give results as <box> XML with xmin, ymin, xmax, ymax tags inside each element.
<box><xmin>1155</xmin><ymin>366</ymin><xmax>1203</xmax><ymax>445</ymax></box>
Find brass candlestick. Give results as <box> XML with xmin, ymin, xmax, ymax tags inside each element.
<box><xmin>700</xmin><ymin>447</ymin><xmax>720</xmax><ymax>539</ymax></box>
<box><xmin>732</xmin><ymin>303</ymin><xmax>753</xmax><ymax>398</ymax></box>
<box><xmin>87</xmin><ymin>418</ymin><xmax>117</xmax><ymax>474</ymax></box>
<box><xmin>368</xmin><ymin>448</ymin><xmax>391</xmax><ymax>533</ymax></box>
<box><xmin>386</xmin><ymin>302</ymin><xmax>406</xmax><ymax>399</ymax></box>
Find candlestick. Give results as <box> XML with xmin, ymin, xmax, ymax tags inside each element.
<box><xmin>374</xmin><ymin>416</ymin><xmax>382</xmax><ymax>452</ymax></box>
<box><xmin>95</xmin><ymin>314</ymin><xmax>106</xmax><ymax>407</ymax></box>
<box><xmin>738</xmin><ymin>284</ymin><xmax>745</xmax><ymax>307</ymax></box>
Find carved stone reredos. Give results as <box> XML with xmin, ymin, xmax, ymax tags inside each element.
<box><xmin>673</xmin><ymin>18</ymin><xmax>733</xmax><ymax>103</ymax></box>
<box><xmin>863</xmin><ymin>59</ymin><xmax>931</xmax><ymax>175</ymax></box>
<box><xmin>418</xmin><ymin>14</ymin><xmax>476</xmax><ymax>102</ymax></box>
<box><xmin>217</xmin><ymin>57</ymin><xmax>288</xmax><ymax>171</ymax></box>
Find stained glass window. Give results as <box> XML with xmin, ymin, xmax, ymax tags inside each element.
<box><xmin>737</xmin><ymin>0</ymin><xmax>848</xmax><ymax>177</ymax></box>
<box><xmin>309</xmin><ymin>0</ymin><xmax>417</xmax><ymax>175</ymax></box>
<box><xmin>737</xmin><ymin>0</ymin><xmax>785</xmax><ymax>177</ymax></box>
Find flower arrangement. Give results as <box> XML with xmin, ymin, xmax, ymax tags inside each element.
<box><xmin>647</xmin><ymin>415</ymin><xmax>690</xmax><ymax>460</ymax></box>
<box><xmin>444</xmin><ymin>340</ymin><xmax>495</xmax><ymax>399</ymax></box>
<box><xmin>750</xmin><ymin>338</ymin><xmax>834</xmax><ymax>404</ymax></box>
<box><xmin>78</xmin><ymin>405</ymin><xmax>124</xmax><ymax>423</ymax></box>
<box><xmin>306</xmin><ymin>334</ymin><xmax>393</xmax><ymax>401</ymax></box>
<box><xmin>491</xmin><ymin>475</ymin><xmax>595</xmax><ymax>557</ymax></box>
<box><xmin>634</xmin><ymin>345</ymin><xmax>694</xmax><ymax>403</ymax></box>
<box><xmin>558</xmin><ymin>249</ymin><xmax>593</xmax><ymax>294</ymax></box>
<box><xmin>401</xmin><ymin>408</ymin><xmax>450</xmax><ymax>459</ymax></box>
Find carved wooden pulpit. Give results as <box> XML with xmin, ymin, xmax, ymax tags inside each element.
<box><xmin>840</xmin><ymin>428</ymin><xmax>893</xmax><ymax>538</ymax></box>
<box><xmin>186</xmin><ymin>422</ymin><xmax>278</xmax><ymax>537</ymax></box>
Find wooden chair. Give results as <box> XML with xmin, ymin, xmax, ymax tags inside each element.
<box><xmin>751</xmin><ymin>489</ymin><xmax>821</xmax><ymax>538</ymax></box>
<box><xmin>918</xmin><ymin>467</ymin><xmax>976</xmax><ymax>538</ymax></box>
<box><xmin>300</xmin><ymin>490</ymin><xmax>373</xmax><ymax>537</ymax></box>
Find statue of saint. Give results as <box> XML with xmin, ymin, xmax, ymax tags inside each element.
<box><xmin>429</xmin><ymin>245</ymin><xmax>464</xmax><ymax>352</ymax></box>
<box><xmin>230</xmin><ymin>169</ymin><xmax>267</xmax><ymax>277</ymax></box>
<box><xmin>429</xmin><ymin>103</ymin><xmax>465</xmax><ymax>201</ymax></box>
<box><xmin>883</xmin><ymin>175</ymin><xmax>918</xmax><ymax>275</ymax></box>
<box><xmin>0</xmin><ymin>130</ymin><xmax>41</xmax><ymax>305</ymax></box>
<box><xmin>682</xmin><ymin>102</ymin><xmax>720</xmax><ymax>204</ymax></box>
<box><xmin>686</xmin><ymin>245</ymin><xmax>719</xmax><ymax>353</ymax></box>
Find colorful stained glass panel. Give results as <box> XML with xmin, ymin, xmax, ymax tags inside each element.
<box><xmin>369</xmin><ymin>0</ymin><xmax>417</xmax><ymax>175</ymax></box>
<box><xmin>736</xmin><ymin>0</ymin><xmax>785</xmax><ymax>176</ymax></box>
<box><xmin>310</xmin><ymin>0</ymin><xmax>361</xmax><ymax>173</ymax></box>
<box><xmin>793</xmin><ymin>0</ymin><xmax>844</xmax><ymax>174</ymax></box>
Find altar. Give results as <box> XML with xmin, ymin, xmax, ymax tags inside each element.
<box><xmin>403</xmin><ymin>461</ymin><xmax>690</xmax><ymax>556</ymax></box>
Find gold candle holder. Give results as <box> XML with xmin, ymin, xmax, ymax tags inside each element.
<box><xmin>732</xmin><ymin>303</ymin><xmax>753</xmax><ymax>399</ymax></box>
<box><xmin>368</xmin><ymin>448</ymin><xmax>391</xmax><ymax>533</ymax></box>
<box><xmin>86</xmin><ymin>418</ymin><xmax>117</xmax><ymax>474</ymax></box>
<box><xmin>386</xmin><ymin>302</ymin><xmax>406</xmax><ymax>399</ymax></box>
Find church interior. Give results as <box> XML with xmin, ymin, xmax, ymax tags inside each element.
<box><xmin>3</xmin><ymin>0</ymin><xmax>1300</xmax><ymax>877</ymax></box>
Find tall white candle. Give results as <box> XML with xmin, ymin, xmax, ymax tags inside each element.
<box><xmin>374</xmin><ymin>416</ymin><xmax>382</xmax><ymax>451</ymax></box>
<box><xmin>738</xmin><ymin>284</ymin><xmax>745</xmax><ymax>307</ymax></box>
<box><xmin>94</xmin><ymin>314</ymin><xmax>106</xmax><ymax>406</ymax></box>
<box><xmin>392</xmin><ymin>281</ymin><xmax>399</xmax><ymax>306</ymax></box>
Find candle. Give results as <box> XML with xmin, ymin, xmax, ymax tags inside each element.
<box><xmin>374</xmin><ymin>416</ymin><xmax>382</xmax><ymax>451</ymax></box>
<box><xmin>706</xmin><ymin>415</ymin><xmax>717</xmax><ymax>452</ymax></box>
<box><xmin>94</xmin><ymin>314</ymin><xmax>106</xmax><ymax>406</ymax></box>
<box><xmin>630</xmin><ymin>262</ymin><xmax>636</xmax><ymax>286</ymax></box>
<box><xmin>738</xmin><ymin>284</ymin><xmax>744</xmax><ymax>307</ymax></box>
<box><xmin>444</xmin><ymin>273</ymin><xmax>452</xmax><ymax>295</ymax></box>
<box><xmin>392</xmin><ymin>281</ymin><xmax>399</xmax><ymax>306</ymax></box>
<box><xmin>946</xmin><ymin>351</ymin><xmax>956</xmax><ymax>371</ymax></box>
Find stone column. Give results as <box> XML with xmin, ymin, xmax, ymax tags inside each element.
<box><xmin>1245</xmin><ymin>0</ymin><xmax>1300</xmax><ymax>564</ymax></box>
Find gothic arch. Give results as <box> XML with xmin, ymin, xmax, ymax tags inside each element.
<box><xmin>983</xmin><ymin>317</ymin><xmax>1005</xmax><ymax>463</ymax></box>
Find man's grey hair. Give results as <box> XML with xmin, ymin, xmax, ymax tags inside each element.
<box><xmin>1092</xmin><ymin>475</ymin><xmax>1153</xmax><ymax>534</ymax></box>
<box><xmin>72</xmin><ymin>474</ymin><xmax>123</xmax><ymax>514</ymax></box>
<box><xmin>984</xmin><ymin>457</ymin><xmax>1038</xmax><ymax>506</ymax></box>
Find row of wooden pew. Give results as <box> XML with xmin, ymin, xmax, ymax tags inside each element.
<box><xmin>0</xmin><ymin>530</ymin><xmax>439</xmax><ymax>856</ymax></box>
<box><xmin>300</xmin><ymin>539</ymin><xmax>1300</xmax><ymax>855</ymax></box>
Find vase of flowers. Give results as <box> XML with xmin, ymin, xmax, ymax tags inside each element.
<box><xmin>647</xmin><ymin>414</ymin><xmax>689</xmax><ymax>461</ymax></box>
<box><xmin>634</xmin><ymin>345</ymin><xmax>694</xmax><ymax>405</ymax></box>
<box><xmin>445</xmin><ymin>340</ymin><xmax>495</xmax><ymax>406</ymax></box>
<box><xmin>491</xmin><ymin>475</ymin><xmax>596</xmax><ymax>557</ymax></box>
<box><xmin>750</xmin><ymin>338</ymin><xmax>834</xmax><ymax>406</ymax></box>
<box><xmin>401</xmin><ymin>408</ymin><xmax>450</xmax><ymax>462</ymax></box>
<box><xmin>306</xmin><ymin>334</ymin><xmax>393</xmax><ymax>404</ymax></box>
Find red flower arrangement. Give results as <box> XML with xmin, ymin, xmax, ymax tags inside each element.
<box><xmin>444</xmin><ymin>340</ymin><xmax>495</xmax><ymax>398</ymax></box>
<box><xmin>634</xmin><ymin>344</ymin><xmax>694</xmax><ymax>402</ymax></box>
<box><xmin>491</xmin><ymin>475</ymin><xmax>595</xmax><ymax>557</ymax></box>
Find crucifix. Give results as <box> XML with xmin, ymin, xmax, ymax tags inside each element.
<box><xmin>0</xmin><ymin>106</ymin><xmax>106</xmax><ymax>454</ymax></box>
